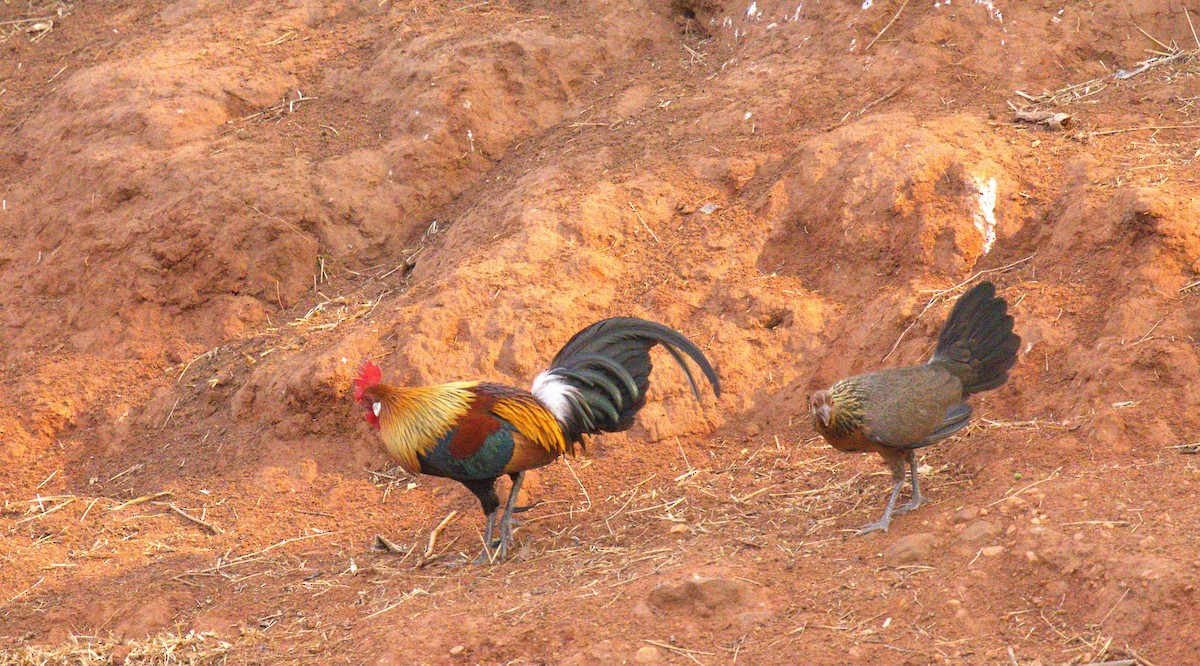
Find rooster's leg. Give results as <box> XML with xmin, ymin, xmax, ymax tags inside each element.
<box><xmin>496</xmin><ymin>472</ymin><xmax>525</xmax><ymax>558</ymax></box>
<box><xmin>856</xmin><ymin>451</ymin><xmax>906</xmax><ymax>535</ymax></box>
<box><xmin>465</xmin><ymin>479</ymin><xmax>503</xmax><ymax>564</ymax></box>
<box><xmin>471</xmin><ymin>511</ymin><xmax>502</xmax><ymax>565</ymax></box>
<box><xmin>894</xmin><ymin>450</ymin><xmax>926</xmax><ymax>515</ymax></box>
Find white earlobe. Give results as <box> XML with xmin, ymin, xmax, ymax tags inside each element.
<box><xmin>372</xmin><ymin>402</ymin><xmax>381</xmax><ymax>417</ymax></box>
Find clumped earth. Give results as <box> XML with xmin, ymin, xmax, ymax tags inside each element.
<box><xmin>2</xmin><ymin>0</ymin><xmax>1200</xmax><ymax>664</ymax></box>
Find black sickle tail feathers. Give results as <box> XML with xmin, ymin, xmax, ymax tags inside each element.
<box><xmin>536</xmin><ymin>317</ymin><xmax>721</xmax><ymax>445</ymax></box>
<box><xmin>930</xmin><ymin>281</ymin><xmax>1021</xmax><ymax>395</ymax></box>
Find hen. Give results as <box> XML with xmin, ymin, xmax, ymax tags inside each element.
<box><xmin>810</xmin><ymin>281</ymin><xmax>1020</xmax><ymax>535</ymax></box>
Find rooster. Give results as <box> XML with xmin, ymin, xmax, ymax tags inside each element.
<box><xmin>810</xmin><ymin>281</ymin><xmax>1020</xmax><ymax>535</ymax></box>
<box><xmin>355</xmin><ymin>317</ymin><xmax>720</xmax><ymax>562</ymax></box>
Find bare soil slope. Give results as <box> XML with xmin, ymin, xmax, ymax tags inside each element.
<box><xmin>2</xmin><ymin>0</ymin><xmax>1200</xmax><ymax>664</ymax></box>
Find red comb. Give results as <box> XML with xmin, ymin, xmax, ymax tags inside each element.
<box><xmin>354</xmin><ymin>361</ymin><xmax>382</xmax><ymax>401</ymax></box>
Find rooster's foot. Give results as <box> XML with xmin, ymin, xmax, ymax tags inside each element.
<box><xmin>854</xmin><ymin>518</ymin><xmax>891</xmax><ymax>536</ymax></box>
<box><xmin>472</xmin><ymin>541</ymin><xmax>508</xmax><ymax>565</ymax></box>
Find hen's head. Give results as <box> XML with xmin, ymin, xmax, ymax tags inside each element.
<box><xmin>809</xmin><ymin>390</ymin><xmax>834</xmax><ymax>429</ymax></box>
<box><xmin>355</xmin><ymin>361</ymin><xmax>384</xmax><ymax>428</ymax></box>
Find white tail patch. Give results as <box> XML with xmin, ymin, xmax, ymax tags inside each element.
<box><xmin>531</xmin><ymin>371</ymin><xmax>580</xmax><ymax>424</ymax></box>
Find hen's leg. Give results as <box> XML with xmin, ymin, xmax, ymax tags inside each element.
<box><xmin>856</xmin><ymin>451</ymin><xmax>906</xmax><ymax>536</ymax></box>
<box><xmin>895</xmin><ymin>450</ymin><xmax>926</xmax><ymax>515</ymax></box>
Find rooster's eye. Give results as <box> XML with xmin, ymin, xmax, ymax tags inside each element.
<box><xmin>372</xmin><ymin>402</ymin><xmax>381</xmax><ymax>417</ymax></box>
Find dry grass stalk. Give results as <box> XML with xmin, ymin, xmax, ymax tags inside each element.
<box><xmin>15</xmin><ymin>497</ymin><xmax>75</xmax><ymax>524</ymax></box>
<box><xmin>108</xmin><ymin>491</ymin><xmax>172</xmax><ymax>511</ymax></box>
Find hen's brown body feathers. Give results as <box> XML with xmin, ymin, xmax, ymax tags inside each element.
<box><xmin>811</xmin><ymin>281</ymin><xmax>1020</xmax><ymax>534</ymax></box>
<box><xmin>820</xmin><ymin>365</ymin><xmax>967</xmax><ymax>452</ymax></box>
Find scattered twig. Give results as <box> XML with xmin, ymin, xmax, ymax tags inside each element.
<box><xmin>161</xmin><ymin>397</ymin><xmax>181</xmax><ymax>429</ymax></box>
<box><xmin>864</xmin><ymin>0</ymin><xmax>910</xmax><ymax>52</ymax></box>
<box><xmin>856</xmin><ymin>85</ymin><xmax>903</xmax><ymax>117</ymax></box>
<box><xmin>422</xmin><ymin>510</ymin><xmax>459</xmax><ymax>560</ymax></box>
<box><xmin>924</xmin><ymin>253</ymin><xmax>1038</xmax><ymax>298</ymax></box>
<box><xmin>107</xmin><ymin>464</ymin><xmax>143</xmax><ymax>483</ymax></box>
<box><xmin>178</xmin><ymin>349</ymin><xmax>218</xmax><ymax>382</ymax></box>
<box><xmin>628</xmin><ymin>203</ymin><xmax>660</xmax><ymax>243</ymax></box>
<box><xmin>0</xmin><ymin>577</ymin><xmax>44</xmax><ymax>610</ymax></box>
<box><xmin>985</xmin><ymin>467</ymin><xmax>1062</xmax><ymax>507</ymax></box>
<box><xmin>1187</xmin><ymin>9</ymin><xmax>1200</xmax><ymax>50</ymax></box>
<box><xmin>1013</xmin><ymin>108</ymin><xmax>1071</xmax><ymax>130</ymax></box>
<box><xmin>177</xmin><ymin>531</ymin><xmax>340</xmax><ymax>577</ymax></box>
<box><xmin>1089</xmin><ymin>123</ymin><xmax>1200</xmax><ymax>138</ymax></box>
<box><xmin>1098</xmin><ymin>588</ymin><xmax>1130</xmax><ymax>625</ymax></box>
<box><xmin>1123</xmin><ymin>645</ymin><xmax>1158</xmax><ymax>666</ymax></box>
<box><xmin>643</xmin><ymin>639</ymin><xmax>717</xmax><ymax>658</ymax></box>
<box><xmin>35</xmin><ymin>470</ymin><xmax>58</xmax><ymax>490</ymax></box>
<box><xmin>153</xmin><ymin>501</ymin><xmax>224</xmax><ymax>534</ymax></box>
<box><xmin>562</xmin><ymin>457</ymin><xmax>593</xmax><ymax>511</ymax></box>
<box><xmin>364</xmin><ymin>588</ymin><xmax>428</xmax><ymax>619</ymax></box>
<box><xmin>80</xmin><ymin>497</ymin><xmax>100</xmax><ymax>522</ymax></box>
<box><xmin>373</xmin><ymin>534</ymin><xmax>408</xmax><ymax>554</ymax></box>
<box><xmin>1113</xmin><ymin>50</ymin><xmax>1189</xmax><ymax>80</ymax></box>
<box><xmin>1129</xmin><ymin>319</ymin><xmax>1162</xmax><ymax>346</ymax></box>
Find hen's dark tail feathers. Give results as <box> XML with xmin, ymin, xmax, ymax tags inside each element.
<box><xmin>929</xmin><ymin>281</ymin><xmax>1021</xmax><ymax>395</ymax></box>
<box><xmin>537</xmin><ymin>317</ymin><xmax>720</xmax><ymax>445</ymax></box>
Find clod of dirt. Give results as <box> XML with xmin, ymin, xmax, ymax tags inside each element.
<box><xmin>959</xmin><ymin>520</ymin><xmax>1000</xmax><ymax>543</ymax></box>
<box><xmin>952</xmin><ymin>507</ymin><xmax>981</xmax><ymax>524</ymax></box>
<box><xmin>885</xmin><ymin>533</ymin><xmax>940</xmax><ymax>564</ymax></box>
<box><xmin>647</xmin><ymin>575</ymin><xmax>756</xmax><ymax>618</ymax></box>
